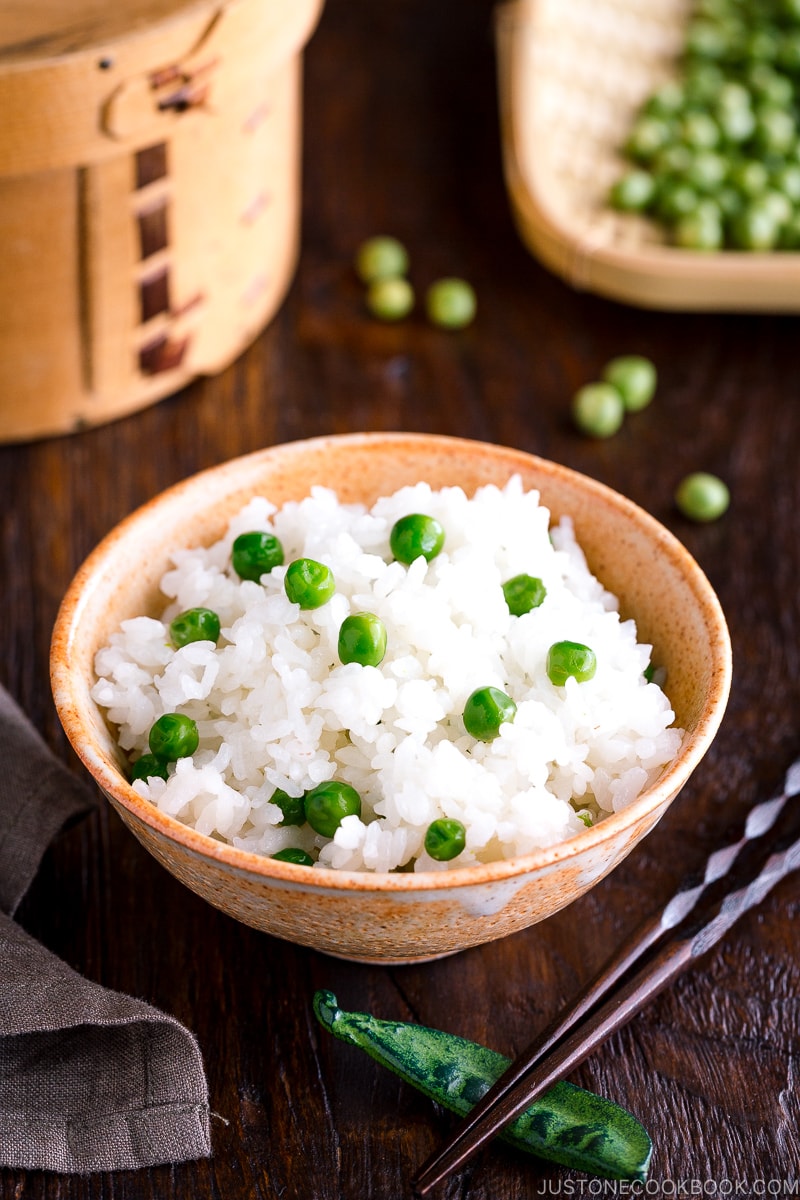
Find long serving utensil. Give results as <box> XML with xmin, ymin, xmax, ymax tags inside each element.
<box><xmin>412</xmin><ymin>757</ymin><xmax>800</xmax><ymax>1195</ymax></box>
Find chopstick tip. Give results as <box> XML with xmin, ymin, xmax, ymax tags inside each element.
<box><xmin>410</xmin><ymin>1169</ymin><xmax>430</xmax><ymax>1195</ymax></box>
<box><xmin>411</xmin><ymin>1160</ymin><xmax>447</xmax><ymax>1196</ymax></box>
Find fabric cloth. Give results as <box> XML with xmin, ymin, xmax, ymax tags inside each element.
<box><xmin>0</xmin><ymin>684</ymin><xmax>211</xmax><ymax>1172</ymax></box>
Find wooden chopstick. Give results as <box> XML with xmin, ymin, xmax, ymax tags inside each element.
<box><xmin>412</xmin><ymin>757</ymin><xmax>800</xmax><ymax>1195</ymax></box>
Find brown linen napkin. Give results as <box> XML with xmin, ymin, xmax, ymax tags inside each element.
<box><xmin>0</xmin><ymin>684</ymin><xmax>212</xmax><ymax>1172</ymax></box>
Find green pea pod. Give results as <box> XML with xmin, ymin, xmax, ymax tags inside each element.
<box><xmin>313</xmin><ymin>990</ymin><xmax>651</xmax><ymax>1182</ymax></box>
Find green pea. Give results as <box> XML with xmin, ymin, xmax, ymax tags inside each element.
<box><xmin>424</xmin><ymin>818</ymin><xmax>467</xmax><ymax>862</ymax></box>
<box><xmin>717</xmin><ymin>103</ymin><xmax>756</xmax><ymax>144</ymax></box>
<box><xmin>283</xmin><ymin>558</ymin><xmax>336</xmax><ymax>609</ymax></box>
<box><xmin>625</xmin><ymin>116</ymin><xmax>673</xmax><ymax>162</ymax></box>
<box><xmin>546</xmin><ymin>642</ymin><xmax>597</xmax><ymax>687</ymax></box>
<box><xmin>760</xmin><ymin>189</ymin><xmax>794</xmax><ymax>227</ymax></box>
<box><xmin>685</xmin><ymin>19</ymin><xmax>731</xmax><ymax>61</ymax></box>
<box><xmin>425</xmin><ymin>278</ymin><xmax>477</xmax><ymax>329</ymax></box>
<box><xmin>715</xmin><ymin>81</ymin><xmax>752</xmax><ymax>113</ymax></box>
<box><xmin>675</xmin><ymin>472</ymin><xmax>730</xmax><ymax>521</ymax></box>
<box><xmin>741</xmin><ymin>27</ymin><xmax>780</xmax><ymax>64</ymax></box>
<box><xmin>715</xmin><ymin>184</ymin><xmax>745</xmax><ymax>219</ymax></box>
<box><xmin>655</xmin><ymin>180</ymin><xmax>701</xmax><ymax>222</ymax></box>
<box><xmin>771</xmin><ymin>163</ymin><xmax>800</xmax><ymax>203</ymax></box>
<box><xmin>780</xmin><ymin>209</ymin><xmax>800</xmax><ymax>247</ymax></box>
<box><xmin>338</xmin><ymin>612</ymin><xmax>388</xmax><ymax>667</ymax></box>
<box><xmin>355</xmin><ymin>235</ymin><xmax>409</xmax><ymax>283</ymax></box>
<box><xmin>271</xmin><ymin>847</ymin><xmax>315</xmax><ymax>866</ymax></box>
<box><xmin>673</xmin><ymin>204</ymin><xmax>725</xmax><ymax>250</ymax></box>
<box><xmin>653</xmin><ymin>142</ymin><xmax>694</xmax><ymax>176</ymax></box>
<box><xmin>777</xmin><ymin>31</ymin><xmax>800</xmax><ymax>73</ymax></box>
<box><xmin>601</xmin><ymin>355</ymin><xmax>657</xmax><ymax>412</ymax></box>
<box><xmin>304</xmin><ymin>781</ymin><xmax>362</xmax><ymax>838</ymax></box>
<box><xmin>390</xmin><ymin>513</ymin><xmax>445</xmax><ymax>564</ymax></box>
<box><xmin>273</xmin><ymin>846</ymin><xmax>315</xmax><ymax>866</ymax></box>
<box><xmin>463</xmin><ymin>686</ymin><xmax>517</xmax><ymax>741</ymax></box>
<box><xmin>643</xmin><ymin>81</ymin><xmax>687</xmax><ymax>118</ymax></box>
<box><xmin>684</xmin><ymin>149</ymin><xmax>728</xmax><ymax>191</ymax></box>
<box><xmin>753</xmin><ymin>108</ymin><xmax>797</xmax><ymax>156</ymax></box>
<box><xmin>366</xmin><ymin>277</ymin><xmax>415</xmax><ymax>322</ymax></box>
<box><xmin>728</xmin><ymin>159</ymin><xmax>769</xmax><ymax>198</ymax></box>
<box><xmin>271</xmin><ymin>788</ymin><xmax>306</xmax><ymax>827</ymax></box>
<box><xmin>232</xmin><ymin>530</ymin><xmax>284</xmax><ymax>581</ymax></box>
<box><xmin>684</xmin><ymin>59</ymin><xmax>727</xmax><ymax>102</ymax></box>
<box><xmin>502</xmin><ymin>574</ymin><xmax>547</xmax><ymax>616</ymax></box>
<box><xmin>730</xmin><ymin>201</ymin><xmax>781</xmax><ymax>249</ymax></box>
<box><xmin>643</xmin><ymin>662</ymin><xmax>667</xmax><ymax>686</ymax></box>
<box><xmin>609</xmin><ymin>169</ymin><xmax>657</xmax><ymax>212</ymax></box>
<box><xmin>678</xmin><ymin>111</ymin><xmax>721</xmax><ymax>151</ymax></box>
<box><xmin>571</xmin><ymin>382</ymin><xmax>625</xmax><ymax>438</ymax></box>
<box><xmin>148</xmin><ymin>713</ymin><xmax>199</xmax><ymax>762</ymax></box>
<box><xmin>693</xmin><ymin>0</ymin><xmax>735</xmax><ymax>19</ymax></box>
<box><xmin>130</xmin><ymin>753</ymin><xmax>169</xmax><ymax>783</ymax></box>
<box><xmin>746</xmin><ymin>63</ymin><xmax>793</xmax><ymax>107</ymax></box>
<box><xmin>169</xmin><ymin>607</ymin><xmax>221</xmax><ymax>648</ymax></box>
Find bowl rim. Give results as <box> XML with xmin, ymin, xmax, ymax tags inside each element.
<box><xmin>51</xmin><ymin>431</ymin><xmax>732</xmax><ymax>894</ymax></box>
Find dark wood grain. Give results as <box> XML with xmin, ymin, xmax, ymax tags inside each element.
<box><xmin>2</xmin><ymin>0</ymin><xmax>800</xmax><ymax>1195</ymax></box>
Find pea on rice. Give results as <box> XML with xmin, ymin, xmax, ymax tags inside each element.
<box><xmin>91</xmin><ymin>477</ymin><xmax>683</xmax><ymax>873</ymax></box>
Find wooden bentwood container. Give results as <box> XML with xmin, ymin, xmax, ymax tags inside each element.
<box><xmin>0</xmin><ymin>0</ymin><xmax>324</xmax><ymax>442</ymax></box>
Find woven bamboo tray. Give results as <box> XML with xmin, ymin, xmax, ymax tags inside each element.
<box><xmin>496</xmin><ymin>0</ymin><xmax>800</xmax><ymax>311</ymax></box>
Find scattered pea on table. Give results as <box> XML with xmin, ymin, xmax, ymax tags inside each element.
<box><xmin>573</xmin><ymin>355</ymin><xmax>657</xmax><ymax>437</ymax></box>
<box><xmin>601</xmin><ymin>355</ymin><xmax>658</xmax><ymax>412</ymax></box>
<box><xmin>366</xmin><ymin>277</ymin><xmax>415</xmax><ymax>321</ymax></box>
<box><xmin>675</xmin><ymin>471</ymin><xmax>730</xmax><ymax>521</ymax></box>
<box><xmin>425</xmin><ymin>277</ymin><xmax>477</xmax><ymax>329</ymax></box>
<box><xmin>355</xmin><ymin>235</ymin><xmax>410</xmax><ymax>283</ymax></box>
<box><xmin>571</xmin><ymin>382</ymin><xmax>625</xmax><ymax>438</ymax></box>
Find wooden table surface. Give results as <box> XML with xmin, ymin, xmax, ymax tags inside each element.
<box><xmin>2</xmin><ymin>0</ymin><xmax>800</xmax><ymax>1195</ymax></box>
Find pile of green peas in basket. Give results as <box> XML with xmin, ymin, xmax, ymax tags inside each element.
<box><xmin>129</xmin><ymin>514</ymin><xmax>601</xmax><ymax>868</ymax></box>
<box><xmin>610</xmin><ymin>0</ymin><xmax>800</xmax><ymax>251</ymax></box>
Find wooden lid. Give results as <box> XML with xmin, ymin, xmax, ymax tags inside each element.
<box><xmin>0</xmin><ymin>0</ymin><xmax>217</xmax><ymax>65</ymax></box>
<box><xmin>0</xmin><ymin>0</ymin><xmax>323</xmax><ymax>175</ymax></box>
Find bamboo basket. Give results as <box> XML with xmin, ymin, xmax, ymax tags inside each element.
<box><xmin>0</xmin><ymin>0</ymin><xmax>323</xmax><ymax>443</ymax></box>
<box><xmin>496</xmin><ymin>0</ymin><xmax>800</xmax><ymax>311</ymax></box>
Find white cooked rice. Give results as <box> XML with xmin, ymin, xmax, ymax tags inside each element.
<box><xmin>91</xmin><ymin>477</ymin><xmax>683</xmax><ymax>872</ymax></box>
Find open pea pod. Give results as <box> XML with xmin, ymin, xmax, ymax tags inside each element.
<box><xmin>313</xmin><ymin>990</ymin><xmax>651</xmax><ymax>1183</ymax></box>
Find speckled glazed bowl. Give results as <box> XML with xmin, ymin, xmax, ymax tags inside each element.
<box><xmin>51</xmin><ymin>433</ymin><xmax>731</xmax><ymax>963</ymax></box>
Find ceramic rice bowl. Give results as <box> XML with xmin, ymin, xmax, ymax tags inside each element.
<box><xmin>50</xmin><ymin>433</ymin><xmax>732</xmax><ymax>963</ymax></box>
